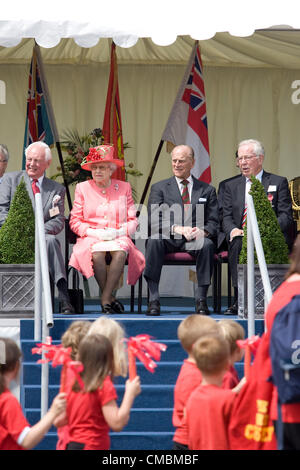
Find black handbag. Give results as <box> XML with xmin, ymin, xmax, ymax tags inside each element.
<box><xmin>68</xmin><ymin>267</ymin><xmax>84</xmax><ymax>314</ymax></box>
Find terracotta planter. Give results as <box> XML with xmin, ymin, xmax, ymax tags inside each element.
<box><xmin>237</xmin><ymin>264</ymin><xmax>289</xmax><ymax>319</ymax></box>
<box><xmin>0</xmin><ymin>264</ymin><xmax>35</xmax><ymax>317</ymax></box>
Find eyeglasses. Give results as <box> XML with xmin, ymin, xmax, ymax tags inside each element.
<box><xmin>0</xmin><ymin>160</ymin><xmax>7</xmax><ymax>163</ymax></box>
<box><xmin>237</xmin><ymin>154</ymin><xmax>258</xmax><ymax>163</ymax></box>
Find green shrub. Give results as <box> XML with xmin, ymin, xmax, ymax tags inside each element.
<box><xmin>0</xmin><ymin>178</ymin><xmax>35</xmax><ymax>263</ymax></box>
<box><xmin>239</xmin><ymin>176</ymin><xmax>289</xmax><ymax>264</ymax></box>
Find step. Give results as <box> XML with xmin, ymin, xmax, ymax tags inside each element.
<box><xmin>26</xmin><ymin>407</ymin><xmax>174</xmax><ymax>433</ymax></box>
<box><xmin>33</xmin><ymin>431</ymin><xmax>174</xmax><ymax>451</ymax></box>
<box><xmin>21</xmin><ymin>338</ymin><xmax>186</xmax><ymax>362</ymax></box>
<box><xmin>20</xmin><ymin>316</ymin><xmax>265</xmax><ymax>341</ymax></box>
<box><xmin>23</xmin><ymin>384</ymin><xmax>175</xmax><ymax>410</ymax></box>
<box><xmin>22</xmin><ymin>361</ymin><xmax>183</xmax><ymax>386</ymax></box>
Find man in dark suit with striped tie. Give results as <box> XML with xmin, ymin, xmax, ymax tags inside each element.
<box><xmin>0</xmin><ymin>141</ymin><xmax>74</xmax><ymax>314</ymax></box>
<box><xmin>144</xmin><ymin>144</ymin><xmax>219</xmax><ymax>316</ymax></box>
<box><xmin>222</xmin><ymin>138</ymin><xmax>293</xmax><ymax>315</ymax></box>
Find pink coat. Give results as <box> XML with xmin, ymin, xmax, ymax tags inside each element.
<box><xmin>69</xmin><ymin>179</ymin><xmax>145</xmax><ymax>285</ymax></box>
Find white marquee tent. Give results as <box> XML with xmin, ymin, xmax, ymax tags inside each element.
<box><xmin>1</xmin><ymin>1</ymin><xmax>300</xmax><ymax>297</ymax></box>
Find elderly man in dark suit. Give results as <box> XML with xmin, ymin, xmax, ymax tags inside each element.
<box><xmin>0</xmin><ymin>141</ymin><xmax>74</xmax><ymax>314</ymax></box>
<box><xmin>144</xmin><ymin>144</ymin><xmax>219</xmax><ymax>316</ymax></box>
<box><xmin>222</xmin><ymin>138</ymin><xmax>293</xmax><ymax>315</ymax></box>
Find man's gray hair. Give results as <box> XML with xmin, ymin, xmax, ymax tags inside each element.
<box><xmin>0</xmin><ymin>144</ymin><xmax>9</xmax><ymax>162</ymax></box>
<box><xmin>25</xmin><ymin>141</ymin><xmax>52</xmax><ymax>162</ymax></box>
<box><xmin>238</xmin><ymin>139</ymin><xmax>265</xmax><ymax>157</ymax></box>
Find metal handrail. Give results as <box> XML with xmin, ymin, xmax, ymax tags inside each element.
<box><xmin>246</xmin><ymin>192</ymin><xmax>272</xmax><ymax>335</ymax></box>
<box><xmin>33</xmin><ymin>190</ymin><xmax>53</xmax><ymax>417</ymax></box>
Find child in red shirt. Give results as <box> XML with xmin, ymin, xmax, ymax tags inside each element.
<box><xmin>55</xmin><ymin>333</ymin><xmax>141</xmax><ymax>450</ymax></box>
<box><xmin>0</xmin><ymin>337</ymin><xmax>66</xmax><ymax>450</ymax></box>
<box><xmin>218</xmin><ymin>319</ymin><xmax>245</xmax><ymax>390</ymax></box>
<box><xmin>186</xmin><ymin>334</ymin><xmax>237</xmax><ymax>450</ymax></box>
<box><xmin>172</xmin><ymin>315</ymin><xmax>220</xmax><ymax>450</ymax></box>
<box><xmin>56</xmin><ymin>320</ymin><xmax>91</xmax><ymax>450</ymax></box>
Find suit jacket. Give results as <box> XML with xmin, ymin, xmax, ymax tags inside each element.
<box><xmin>147</xmin><ymin>175</ymin><xmax>219</xmax><ymax>242</ymax></box>
<box><xmin>222</xmin><ymin>171</ymin><xmax>293</xmax><ymax>245</ymax></box>
<box><xmin>217</xmin><ymin>174</ymin><xmax>241</xmax><ymax>249</ymax></box>
<box><xmin>0</xmin><ymin>170</ymin><xmax>66</xmax><ymax>234</ymax></box>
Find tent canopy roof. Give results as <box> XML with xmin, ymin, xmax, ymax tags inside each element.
<box><xmin>1</xmin><ymin>1</ymin><xmax>300</xmax><ymax>67</ymax></box>
<box><xmin>1</xmin><ymin>31</ymin><xmax>300</xmax><ymax>69</ymax></box>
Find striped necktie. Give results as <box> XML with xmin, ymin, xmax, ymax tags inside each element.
<box><xmin>181</xmin><ymin>179</ymin><xmax>190</xmax><ymax>204</ymax></box>
<box><xmin>242</xmin><ymin>205</ymin><xmax>247</xmax><ymax>228</ymax></box>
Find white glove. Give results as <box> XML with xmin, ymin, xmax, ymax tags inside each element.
<box><xmin>86</xmin><ymin>228</ymin><xmax>107</xmax><ymax>239</ymax></box>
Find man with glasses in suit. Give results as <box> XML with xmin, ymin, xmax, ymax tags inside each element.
<box><xmin>222</xmin><ymin>138</ymin><xmax>293</xmax><ymax>315</ymax></box>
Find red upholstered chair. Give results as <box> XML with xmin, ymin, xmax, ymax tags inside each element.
<box><xmin>137</xmin><ymin>251</ymin><xmax>220</xmax><ymax>313</ymax></box>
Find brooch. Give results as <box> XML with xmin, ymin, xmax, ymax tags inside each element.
<box><xmin>114</xmin><ymin>184</ymin><xmax>119</xmax><ymax>191</ymax></box>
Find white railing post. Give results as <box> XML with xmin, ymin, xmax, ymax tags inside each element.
<box><xmin>33</xmin><ymin>190</ymin><xmax>54</xmax><ymax>417</ymax></box>
<box><xmin>247</xmin><ymin>210</ymin><xmax>255</xmax><ymax>337</ymax></box>
<box><xmin>246</xmin><ymin>192</ymin><xmax>273</xmax><ymax>333</ymax></box>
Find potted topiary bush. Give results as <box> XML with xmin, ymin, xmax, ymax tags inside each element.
<box><xmin>0</xmin><ymin>178</ymin><xmax>35</xmax><ymax>317</ymax></box>
<box><xmin>238</xmin><ymin>176</ymin><xmax>290</xmax><ymax>318</ymax></box>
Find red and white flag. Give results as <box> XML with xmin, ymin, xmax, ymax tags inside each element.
<box><xmin>102</xmin><ymin>41</ymin><xmax>125</xmax><ymax>181</ymax></box>
<box><xmin>162</xmin><ymin>42</ymin><xmax>211</xmax><ymax>183</ymax></box>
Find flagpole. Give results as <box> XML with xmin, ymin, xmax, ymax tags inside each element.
<box><xmin>55</xmin><ymin>141</ymin><xmax>72</xmax><ymax>211</ymax></box>
<box><xmin>138</xmin><ymin>139</ymin><xmax>164</xmax><ymax>210</ymax></box>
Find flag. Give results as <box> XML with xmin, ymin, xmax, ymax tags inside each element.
<box><xmin>162</xmin><ymin>41</ymin><xmax>211</xmax><ymax>183</ymax></box>
<box><xmin>23</xmin><ymin>44</ymin><xmax>59</xmax><ymax>169</ymax></box>
<box><xmin>102</xmin><ymin>41</ymin><xmax>125</xmax><ymax>181</ymax></box>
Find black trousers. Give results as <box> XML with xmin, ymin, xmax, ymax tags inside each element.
<box><xmin>227</xmin><ymin>235</ymin><xmax>243</xmax><ymax>288</ymax></box>
<box><xmin>144</xmin><ymin>237</ymin><xmax>215</xmax><ymax>287</ymax></box>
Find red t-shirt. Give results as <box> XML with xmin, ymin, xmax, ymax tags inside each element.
<box><xmin>222</xmin><ymin>365</ymin><xmax>239</xmax><ymax>390</ymax></box>
<box><xmin>67</xmin><ymin>376</ymin><xmax>117</xmax><ymax>450</ymax></box>
<box><xmin>172</xmin><ymin>359</ymin><xmax>202</xmax><ymax>445</ymax></box>
<box><xmin>186</xmin><ymin>384</ymin><xmax>236</xmax><ymax>450</ymax></box>
<box><xmin>0</xmin><ymin>389</ymin><xmax>30</xmax><ymax>450</ymax></box>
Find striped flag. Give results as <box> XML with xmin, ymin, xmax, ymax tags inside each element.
<box><xmin>102</xmin><ymin>41</ymin><xmax>125</xmax><ymax>181</ymax></box>
<box><xmin>23</xmin><ymin>44</ymin><xmax>58</xmax><ymax>169</ymax></box>
<box><xmin>162</xmin><ymin>41</ymin><xmax>211</xmax><ymax>183</ymax></box>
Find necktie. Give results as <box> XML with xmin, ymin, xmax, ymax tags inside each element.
<box><xmin>242</xmin><ymin>205</ymin><xmax>247</xmax><ymax>228</ymax></box>
<box><xmin>242</xmin><ymin>179</ymin><xmax>251</xmax><ymax>228</ymax></box>
<box><xmin>32</xmin><ymin>179</ymin><xmax>40</xmax><ymax>195</ymax></box>
<box><xmin>181</xmin><ymin>179</ymin><xmax>190</xmax><ymax>204</ymax></box>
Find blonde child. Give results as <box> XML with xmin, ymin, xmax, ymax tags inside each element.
<box><xmin>0</xmin><ymin>337</ymin><xmax>66</xmax><ymax>450</ymax></box>
<box><xmin>56</xmin><ymin>320</ymin><xmax>91</xmax><ymax>450</ymax></box>
<box><xmin>186</xmin><ymin>334</ymin><xmax>236</xmax><ymax>450</ymax></box>
<box><xmin>55</xmin><ymin>334</ymin><xmax>141</xmax><ymax>450</ymax></box>
<box><xmin>172</xmin><ymin>314</ymin><xmax>220</xmax><ymax>450</ymax></box>
<box><xmin>218</xmin><ymin>319</ymin><xmax>245</xmax><ymax>390</ymax></box>
<box><xmin>87</xmin><ymin>316</ymin><xmax>127</xmax><ymax>377</ymax></box>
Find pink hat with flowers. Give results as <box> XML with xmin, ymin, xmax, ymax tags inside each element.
<box><xmin>81</xmin><ymin>145</ymin><xmax>124</xmax><ymax>171</ymax></box>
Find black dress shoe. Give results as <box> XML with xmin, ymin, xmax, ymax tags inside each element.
<box><xmin>146</xmin><ymin>300</ymin><xmax>160</xmax><ymax>316</ymax></box>
<box><xmin>224</xmin><ymin>301</ymin><xmax>238</xmax><ymax>315</ymax></box>
<box><xmin>60</xmin><ymin>301</ymin><xmax>75</xmax><ymax>314</ymax></box>
<box><xmin>111</xmin><ymin>300</ymin><xmax>125</xmax><ymax>313</ymax></box>
<box><xmin>101</xmin><ymin>303</ymin><xmax>115</xmax><ymax>314</ymax></box>
<box><xmin>195</xmin><ymin>299</ymin><xmax>210</xmax><ymax>315</ymax></box>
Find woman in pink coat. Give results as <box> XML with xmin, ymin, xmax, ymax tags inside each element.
<box><xmin>69</xmin><ymin>145</ymin><xmax>145</xmax><ymax>313</ymax></box>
